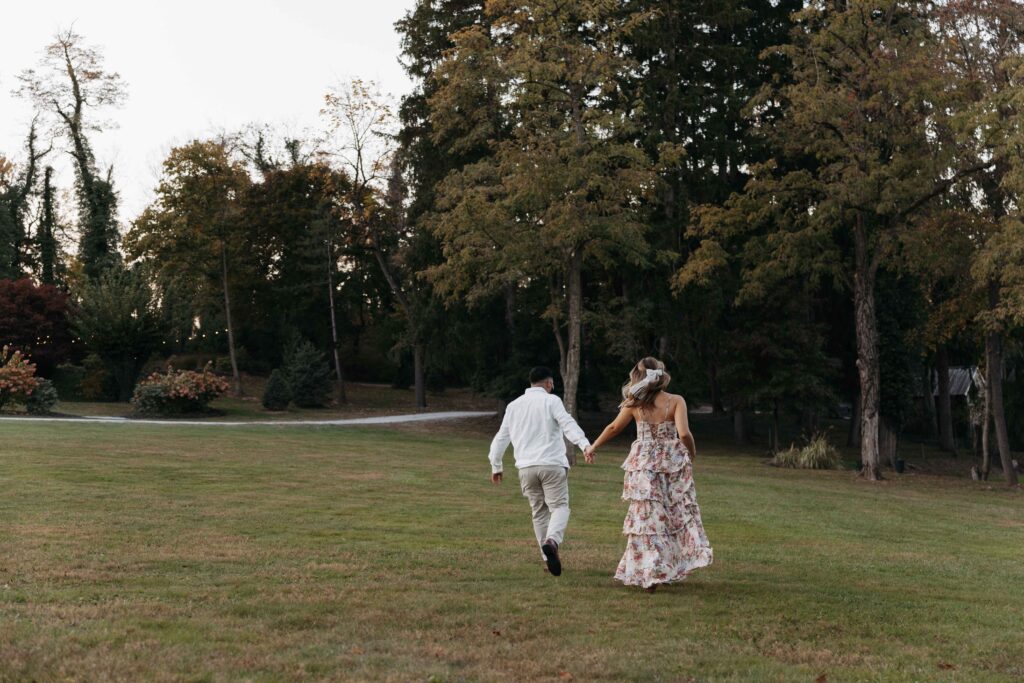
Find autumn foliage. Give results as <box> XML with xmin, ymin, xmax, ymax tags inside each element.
<box><xmin>131</xmin><ymin>364</ymin><xmax>230</xmax><ymax>415</ymax></box>
<box><xmin>0</xmin><ymin>278</ymin><xmax>73</xmax><ymax>375</ymax></box>
<box><xmin>0</xmin><ymin>345</ymin><xmax>39</xmax><ymax>410</ymax></box>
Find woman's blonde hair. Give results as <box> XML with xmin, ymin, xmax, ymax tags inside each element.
<box><xmin>620</xmin><ymin>357</ymin><xmax>671</xmax><ymax>410</ymax></box>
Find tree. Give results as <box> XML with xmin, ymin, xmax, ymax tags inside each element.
<box><xmin>72</xmin><ymin>268</ymin><xmax>167</xmax><ymax>401</ymax></box>
<box><xmin>126</xmin><ymin>140</ymin><xmax>252</xmax><ymax>396</ymax></box>
<box><xmin>240</xmin><ymin>149</ymin><xmax>355</xmax><ymax>403</ymax></box>
<box><xmin>17</xmin><ymin>30</ymin><xmax>125</xmax><ymax>279</ymax></box>
<box><xmin>628</xmin><ymin>0</ymin><xmax>800</xmax><ymax>413</ymax></box>
<box><xmin>936</xmin><ymin>0</ymin><xmax>1024</xmax><ymax>485</ymax></box>
<box><xmin>427</xmin><ymin>0</ymin><xmax>660</xmax><ymax>419</ymax></box>
<box><xmin>0</xmin><ymin>121</ymin><xmax>48</xmax><ymax>279</ymax></box>
<box><xmin>0</xmin><ymin>278</ymin><xmax>73</xmax><ymax>376</ymax></box>
<box><xmin>37</xmin><ymin>166</ymin><xmax>64</xmax><ymax>286</ymax></box>
<box><xmin>321</xmin><ymin>79</ymin><xmax>433</xmax><ymax>408</ymax></box>
<box><xmin>900</xmin><ymin>208</ymin><xmax>972</xmax><ymax>453</ymax></box>
<box><xmin>703</xmin><ymin>2</ymin><xmax>993</xmax><ymax>479</ymax></box>
<box><xmin>283</xmin><ymin>338</ymin><xmax>334</xmax><ymax>408</ymax></box>
<box><xmin>262</xmin><ymin>368</ymin><xmax>291</xmax><ymax>410</ymax></box>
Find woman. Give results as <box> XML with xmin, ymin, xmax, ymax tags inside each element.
<box><xmin>585</xmin><ymin>357</ymin><xmax>713</xmax><ymax>592</ymax></box>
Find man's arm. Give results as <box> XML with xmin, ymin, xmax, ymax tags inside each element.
<box><xmin>550</xmin><ymin>397</ymin><xmax>590</xmax><ymax>452</ymax></box>
<box><xmin>488</xmin><ymin>410</ymin><xmax>513</xmax><ymax>474</ymax></box>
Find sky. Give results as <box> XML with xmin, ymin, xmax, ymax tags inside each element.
<box><xmin>0</xmin><ymin>0</ymin><xmax>416</xmax><ymax>221</ymax></box>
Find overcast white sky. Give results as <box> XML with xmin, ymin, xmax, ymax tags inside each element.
<box><xmin>0</xmin><ymin>0</ymin><xmax>415</xmax><ymax>221</ymax></box>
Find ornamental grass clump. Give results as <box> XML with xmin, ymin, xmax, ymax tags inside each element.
<box><xmin>131</xmin><ymin>363</ymin><xmax>230</xmax><ymax>416</ymax></box>
<box><xmin>0</xmin><ymin>345</ymin><xmax>40</xmax><ymax>411</ymax></box>
<box><xmin>773</xmin><ymin>432</ymin><xmax>841</xmax><ymax>470</ymax></box>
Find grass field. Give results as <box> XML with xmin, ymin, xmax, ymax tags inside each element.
<box><xmin>2</xmin><ymin>417</ymin><xmax>1023</xmax><ymax>682</ymax></box>
<box><xmin>48</xmin><ymin>381</ymin><xmax>500</xmax><ymax>421</ymax></box>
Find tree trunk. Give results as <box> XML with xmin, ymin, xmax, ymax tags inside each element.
<box><xmin>936</xmin><ymin>345</ymin><xmax>955</xmax><ymax>453</ymax></box>
<box><xmin>879</xmin><ymin>418</ymin><xmax>898</xmax><ymax>470</ymax></box>
<box><xmin>986</xmin><ymin>281</ymin><xmax>1018</xmax><ymax>486</ymax></box>
<box><xmin>325</xmin><ymin>240</ymin><xmax>346</xmax><ymax>404</ymax></box>
<box><xmin>848</xmin><ymin>391</ymin><xmax>861</xmax><ymax>448</ymax></box>
<box><xmin>770</xmin><ymin>401</ymin><xmax>780</xmax><ymax>453</ymax></box>
<box><xmin>922</xmin><ymin>364</ymin><xmax>937</xmax><ymax>441</ymax></box>
<box><xmin>220</xmin><ymin>242</ymin><xmax>242</xmax><ymax>397</ymax></box>
<box><xmin>413</xmin><ymin>343</ymin><xmax>427</xmax><ymax>410</ymax></box>
<box><xmin>981</xmin><ymin>367</ymin><xmax>991</xmax><ymax>481</ymax></box>
<box><xmin>707</xmin><ymin>359</ymin><xmax>724</xmax><ymax>414</ymax></box>
<box><xmin>853</xmin><ymin>216</ymin><xmax>882</xmax><ymax>480</ymax></box>
<box><xmin>560</xmin><ymin>250</ymin><xmax>584</xmax><ymax>466</ymax></box>
<box><xmin>733</xmin><ymin>408</ymin><xmax>746</xmax><ymax>445</ymax></box>
<box><xmin>562</xmin><ymin>250</ymin><xmax>583</xmax><ymax>418</ymax></box>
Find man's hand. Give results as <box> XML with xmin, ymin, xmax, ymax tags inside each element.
<box><xmin>491</xmin><ymin>472</ymin><xmax>503</xmax><ymax>485</ymax></box>
<box><xmin>583</xmin><ymin>446</ymin><xmax>595</xmax><ymax>464</ymax></box>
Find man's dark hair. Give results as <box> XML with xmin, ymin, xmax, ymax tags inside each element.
<box><xmin>529</xmin><ymin>366</ymin><xmax>554</xmax><ymax>384</ymax></box>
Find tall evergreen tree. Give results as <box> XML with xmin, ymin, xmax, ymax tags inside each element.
<box><xmin>625</xmin><ymin>0</ymin><xmax>800</xmax><ymax>411</ymax></box>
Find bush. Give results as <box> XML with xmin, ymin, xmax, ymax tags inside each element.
<box><xmin>773</xmin><ymin>433</ymin><xmax>841</xmax><ymax>470</ymax></box>
<box><xmin>25</xmin><ymin>378</ymin><xmax>59</xmax><ymax>414</ymax></box>
<box><xmin>72</xmin><ymin>268</ymin><xmax>168</xmax><ymax>401</ymax></box>
<box><xmin>52</xmin><ymin>363</ymin><xmax>85</xmax><ymax>401</ymax></box>
<box><xmin>0</xmin><ymin>278</ymin><xmax>73</xmax><ymax>376</ymax></box>
<box><xmin>0</xmin><ymin>345</ymin><xmax>39</xmax><ymax>411</ymax></box>
<box><xmin>284</xmin><ymin>340</ymin><xmax>334</xmax><ymax>408</ymax></box>
<box><xmin>131</xmin><ymin>364</ymin><xmax>230</xmax><ymax>416</ymax></box>
<box><xmin>167</xmin><ymin>353</ymin><xmax>216</xmax><ymax>371</ymax></box>
<box><xmin>80</xmin><ymin>354</ymin><xmax>119</xmax><ymax>401</ymax></box>
<box><xmin>262</xmin><ymin>369</ymin><xmax>292</xmax><ymax>410</ymax></box>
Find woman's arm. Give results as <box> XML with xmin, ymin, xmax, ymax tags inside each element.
<box><xmin>674</xmin><ymin>396</ymin><xmax>697</xmax><ymax>460</ymax></box>
<box><xmin>584</xmin><ymin>406</ymin><xmax>634</xmax><ymax>462</ymax></box>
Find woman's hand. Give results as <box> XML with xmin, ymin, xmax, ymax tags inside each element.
<box><xmin>584</xmin><ymin>445</ymin><xmax>596</xmax><ymax>463</ymax></box>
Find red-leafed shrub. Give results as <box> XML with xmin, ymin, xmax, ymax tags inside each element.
<box><xmin>131</xmin><ymin>363</ymin><xmax>230</xmax><ymax>415</ymax></box>
<box><xmin>0</xmin><ymin>278</ymin><xmax>73</xmax><ymax>376</ymax></box>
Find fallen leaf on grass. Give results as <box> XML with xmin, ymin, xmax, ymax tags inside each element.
<box><xmin>350</xmin><ymin>647</ymin><xmax>365</xmax><ymax>655</ymax></box>
<box><xmin>938</xmin><ymin>663</ymin><xmax>956</xmax><ymax>670</ymax></box>
<box><xmin>558</xmin><ymin>672</ymin><xmax>574</xmax><ymax>681</ymax></box>
<box><xmin>816</xmin><ymin>674</ymin><xmax>828</xmax><ymax>683</ymax></box>
<box><xmin>492</xmin><ymin>630</ymin><xmax>501</xmax><ymax>636</ymax></box>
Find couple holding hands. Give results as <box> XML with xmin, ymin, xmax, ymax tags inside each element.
<box><xmin>488</xmin><ymin>357</ymin><xmax>713</xmax><ymax>592</ymax></box>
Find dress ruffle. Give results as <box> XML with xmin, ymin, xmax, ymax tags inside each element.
<box><xmin>615</xmin><ymin>421</ymin><xmax>713</xmax><ymax>588</ymax></box>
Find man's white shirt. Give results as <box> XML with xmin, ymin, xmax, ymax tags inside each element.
<box><xmin>488</xmin><ymin>387</ymin><xmax>591</xmax><ymax>474</ymax></box>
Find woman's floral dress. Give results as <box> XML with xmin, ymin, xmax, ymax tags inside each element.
<box><xmin>615</xmin><ymin>419</ymin><xmax>713</xmax><ymax>588</ymax></box>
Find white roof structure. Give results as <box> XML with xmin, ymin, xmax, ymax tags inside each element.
<box><xmin>934</xmin><ymin>367</ymin><xmax>978</xmax><ymax>398</ymax></box>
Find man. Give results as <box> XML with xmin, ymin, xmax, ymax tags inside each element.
<box><xmin>488</xmin><ymin>366</ymin><xmax>591</xmax><ymax>576</ymax></box>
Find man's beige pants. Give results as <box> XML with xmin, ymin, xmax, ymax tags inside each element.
<box><xmin>518</xmin><ymin>465</ymin><xmax>570</xmax><ymax>558</ymax></box>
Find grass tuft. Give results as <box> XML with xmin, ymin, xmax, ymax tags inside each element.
<box><xmin>773</xmin><ymin>432</ymin><xmax>842</xmax><ymax>470</ymax></box>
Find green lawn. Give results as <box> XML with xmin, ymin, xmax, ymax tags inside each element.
<box><xmin>49</xmin><ymin>381</ymin><xmax>500</xmax><ymax>421</ymax></box>
<box><xmin>1</xmin><ymin>419</ymin><xmax>1022</xmax><ymax>682</ymax></box>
